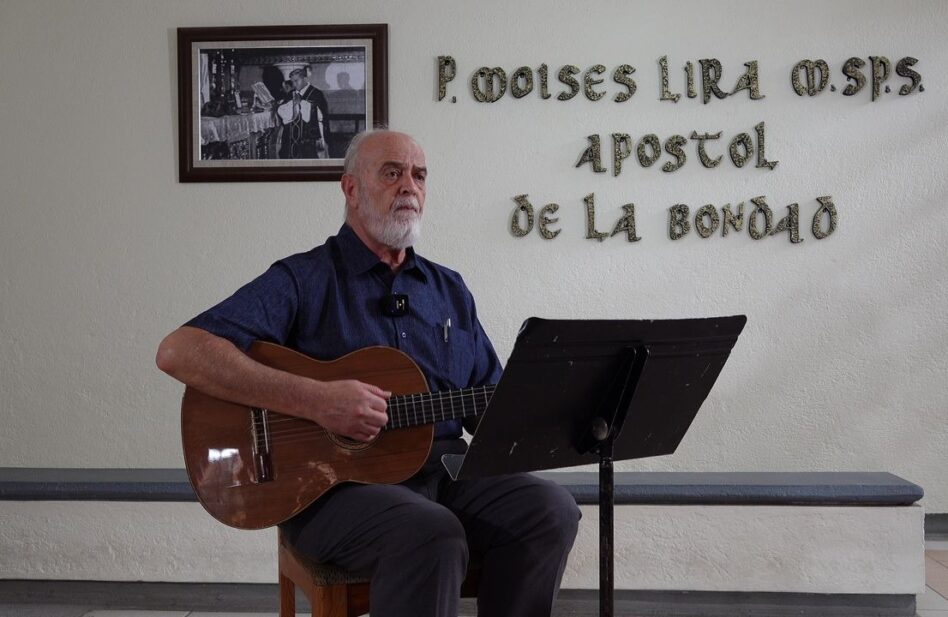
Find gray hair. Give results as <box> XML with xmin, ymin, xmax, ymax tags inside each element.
<box><xmin>341</xmin><ymin>128</ymin><xmax>381</xmax><ymax>217</ymax></box>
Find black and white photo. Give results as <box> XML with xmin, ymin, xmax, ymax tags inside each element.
<box><xmin>178</xmin><ymin>24</ymin><xmax>387</xmax><ymax>182</ymax></box>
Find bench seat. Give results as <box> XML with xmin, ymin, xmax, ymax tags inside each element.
<box><xmin>0</xmin><ymin>467</ymin><xmax>923</xmax><ymax>506</ymax></box>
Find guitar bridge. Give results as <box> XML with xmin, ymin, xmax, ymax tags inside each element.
<box><xmin>250</xmin><ymin>407</ymin><xmax>274</xmax><ymax>483</ymax></box>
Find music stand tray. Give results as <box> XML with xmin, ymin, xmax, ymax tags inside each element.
<box><xmin>443</xmin><ymin>316</ymin><xmax>747</xmax><ymax>617</ymax></box>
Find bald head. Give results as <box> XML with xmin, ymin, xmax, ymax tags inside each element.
<box><xmin>341</xmin><ymin>130</ymin><xmax>427</xmax><ymax>251</ymax></box>
<box><xmin>343</xmin><ymin>130</ymin><xmax>422</xmax><ymax>176</ymax></box>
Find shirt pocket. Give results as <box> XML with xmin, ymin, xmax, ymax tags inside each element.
<box><xmin>432</xmin><ymin>323</ymin><xmax>476</xmax><ymax>388</ymax></box>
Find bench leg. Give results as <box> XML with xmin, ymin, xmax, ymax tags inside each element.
<box><xmin>279</xmin><ymin>570</ymin><xmax>295</xmax><ymax>617</ymax></box>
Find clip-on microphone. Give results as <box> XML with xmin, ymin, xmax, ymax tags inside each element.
<box><xmin>380</xmin><ymin>293</ymin><xmax>409</xmax><ymax>317</ymax></box>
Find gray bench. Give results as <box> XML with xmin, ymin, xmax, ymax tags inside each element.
<box><xmin>0</xmin><ymin>467</ymin><xmax>923</xmax><ymax>506</ymax></box>
<box><xmin>0</xmin><ymin>468</ymin><xmax>926</xmax><ymax>617</ymax></box>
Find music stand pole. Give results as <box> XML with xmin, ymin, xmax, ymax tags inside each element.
<box><xmin>581</xmin><ymin>344</ymin><xmax>649</xmax><ymax>617</ymax></box>
<box><xmin>599</xmin><ymin>436</ymin><xmax>615</xmax><ymax>617</ymax></box>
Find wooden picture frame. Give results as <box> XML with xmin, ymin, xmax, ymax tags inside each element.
<box><xmin>177</xmin><ymin>24</ymin><xmax>388</xmax><ymax>182</ymax></box>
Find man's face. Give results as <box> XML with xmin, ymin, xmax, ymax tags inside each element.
<box><xmin>291</xmin><ymin>74</ymin><xmax>306</xmax><ymax>91</ymax></box>
<box><xmin>345</xmin><ymin>133</ymin><xmax>427</xmax><ymax>249</ymax></box>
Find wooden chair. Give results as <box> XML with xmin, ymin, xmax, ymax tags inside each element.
<box><xmin>278</xmin><ymin>529</ymin><xmax>478</xmax><ymax>617</ymax></box>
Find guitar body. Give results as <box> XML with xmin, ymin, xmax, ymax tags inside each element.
<box><xmin>181</xmin><ymin>342</ymin><xmax>433</xmax><ymax>530</ymax></box>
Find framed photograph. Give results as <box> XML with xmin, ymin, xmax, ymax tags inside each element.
<box><xmin>177</xmin><ymin>24</ymin><xmax>387</xmax><ymax>182</ymax></box>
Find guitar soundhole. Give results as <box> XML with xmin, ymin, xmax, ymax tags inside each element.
<box><xmin>327</xmin><ymin>432</ymin><xmax>377</xmax><ymax>451</ymax></box>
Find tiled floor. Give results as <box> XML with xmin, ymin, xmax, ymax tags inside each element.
<box><xmin>2</xmin><ymin>541</ymin><xmax>947</xmax><ymax>616</ymax></box>
<box><xmin>920</xmin><ymin>540</ymin><xmax>948</xmax><ymax>616</ymax></box>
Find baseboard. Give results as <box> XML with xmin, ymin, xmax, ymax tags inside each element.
<box><xmin>557</xmin><ymin>589</ymin><xmax>916</xmax><ymax>617</ymax></box>
<box><xmin>0</xmin><ymin>580</ymin><xmax>918</xmax><ymax>617</ymax></box>
<box><xmin>927</xmin><ymin>513</ymin><xmax>948</xmax><ymax>539</ymax></box>
<box><xmin>0</xmin><ymin>580</ymin><xmax>280</xmax><ymax>612</ymax></box>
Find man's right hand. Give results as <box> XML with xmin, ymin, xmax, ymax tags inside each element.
<box><xmin>156</xmin><ymin>327</ymin><xmax>391</xmax><ymax>444</ymax></box>
<box><xmin>310</xmin><ymin>380</ymin><xmax>391</xmax><ymax>442</ymax></box>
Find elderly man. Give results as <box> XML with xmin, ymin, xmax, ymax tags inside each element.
<box><xmin>156</xmin><ymin>130</ymin><xmax>580</xmax><ymax>617</ymax></box>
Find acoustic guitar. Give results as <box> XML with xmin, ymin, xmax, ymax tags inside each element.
<box><xmin>181</xmin><ymin>341</ymin><xmax>494</xmax><ymax>530</ymax></box>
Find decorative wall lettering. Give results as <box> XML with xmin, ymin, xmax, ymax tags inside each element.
<box><xmin>471</xmin><ymin>67</ymin><xmax>506</xmax><ymax>102</ymax></box>
<box><xmin>812</xmin><ymin>196</ymin><xmax>838</xmax><ymax>239</ymax></box>
<box><xmin>613</xmin><ymin>65</ymin><xmax>637</xmax><ymax>102</ymax></box>
<box><xmin>771</xmin><ymin>203</ymin><xmax>802</xmax><ymax>243</ymax></box>
<box><xmin>685</xmin><ymin>61</ymin><xmax>697</xmax><ymax>98</ymax></box>
<box><xmin>509</xmin><ymin>194</ymin><xmax>835</xmax><ymax>244</ymax></box>
<box><xmin>538</xmin><ymin>203</ymin><xmax>561</xmax><ymax>239</ymax></box>
<box><xmin>748</xmin><ymin>196</ymin><xmax>774</xmax><ymax>239</ymax></box>
<box><xmin>613</xmin><ymin>133</ymin><xmax>633</xmax><ymax>177</ymax></box>
<box><xmin>722</xmin><ymin>204</ymin><xmax>745</xmax><ymax>236</ymax></box>
<box><xmin>698</xmin><ymin>59</ymin><xmax>730</xmax><ymax>104</ymax></box>
<box><xmin>691</xmin><ymin>131</ymin><xmax>724</xmax><ymax>168</ymax></box>
<box><xmin>437</xmin><ymin>55</ymin><xmax>456</xmax><ymax>102</ymax></box>
<box><xmin>728</xmin><ymin>133</ymin><xmax>753</xmax><ymax>168</ymax></box>
<box><xmin>637</xmin><ymin>134</ymin><xmax>662</xmax><ymax>167</ymax></box>
<box><xmin>584</xmin><ymin>65</ymin><xmax>607</xmax><ymax>101</ymax></box>
<box><xmin>754</xmin><ymin>122</ymin><xmax>778</xmax><ymax>170</ymax></box>
<box><xmin>895</xmin><ymin>57</ymin><xmax>922</xmax><ymax>95</ymax></box>
<box><xmin>869</xmin><ymin>56</ymin><xmax>891</xmax><ymax>102</ymax></box>
<box><xmin>791</xmin><ymin>59</ymin><xmax>830</xmax><ymax>96</ymax></box>
<box><xmin>664</xmin><ymin>196</ymin><xmax>834</xmax><ymax>242</ymax></box>
<box><xmin>557</xmin><ymin>65</ymin><xmax>581</xmax><ymax>101</ymax></box>
<box><xmin>576</xmin><ymin>125</ymin><xmax>776</xmax><ymax>175</ymax></box>
<box><xmin>663</xmin><ymin>135</ymin><xmax>688</xmax><ymax>172</ymax></box>
<box><xmin>669</xmin><ymin>204</ymin><xmax>691</xmax><ymax>240</ymax></box>
<box><xmin>731</xmin><ymin>61</ymin><xmax>765</xmax><ymax>100</ymax></box>
<box><xmin>538</xmin><ymin>63</ymin><xmax>552</xmax><ymax>99</ymax></box>
<box><xmin>584</xmin><ymin>193</ymin><xmax>609</xmax><ymax>242</ymax></box>
<box><xmin>576</xmin><ymin>135</ymin><xmax>606</xmax><ymax>173</ymax></box>
<box><xmin>434</xmin><ymin>54</ymin><xmax>924</xmax><ymax>247</ymax></box>
<box><xmin>510</xmin><ymin>194</ymin><xmax>534</xmax><ymax>237</ymax></box>
<box><xmin>842</xmin><ymin>57</ymin><xmax>867</xmax><ymax>96</ymax></box>
<box><xmin>694</xmin><ymin>204</ymin><xmax>720</xmax><ymax>238</ymax></box>
<box><xmin>511</xmin><ymin>66</ymin><xmax>534</xmax><ymax>98</ymax></box>
<box><xmin>437</xmin><ymin>55</ymin><xmax>921</xmax><ymax>104</ymax></box>
<box><xmin>510</xmin><ymin>195</ymin><xmax>561</xmax><ymax>240</ymax></box>
<box><xmin>659</xmin><ymin>56</ymin><xmax>680</xmax><ymax>102</ymax></box>
<box><xmin>611</xmin><ymin>204</ymin><xmax>641</xmax><ymax>242</ymax></box>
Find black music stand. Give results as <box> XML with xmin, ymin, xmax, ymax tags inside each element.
<box><xmin>442</xmin><ymin>316</ymin><xmax>747</xmax><ymax>617</ymax></box>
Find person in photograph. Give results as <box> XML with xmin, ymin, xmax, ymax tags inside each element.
<box><xmin>271</xmin><ymin>79</ymin><xmax>297</xmax><ymax>160</ymax></box>
<box><xmin>276</xmin><ymin>68</ymin><xmax>330</xmax><ymax>159</ymax></box>
<box><xmin>336</xmin><ymin>71</ymin><xmax>354</xmax><ymax>91</ymax></box>
<box><xmin>279</xmin><ymin>79</ymin><xmax>295</xmax><ymax>102</ymax></box>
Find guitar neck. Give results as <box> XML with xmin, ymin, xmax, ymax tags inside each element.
<box><xmin>386</xmin><ymin>384</ymin><xmax>495</xmax><ymax>430</ymax></box>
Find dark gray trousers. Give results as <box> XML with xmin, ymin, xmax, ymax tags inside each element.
<box><xmin>281</xmin><ymin>439</ymin><xmax>581</xmax><ymax>617</ymax></box>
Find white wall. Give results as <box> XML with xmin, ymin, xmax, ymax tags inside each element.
<box><xmin>1</xmin><ymin>1</ymin><xmax>946</xmax><ymax>511</ymax></box>
<box><xmin>0</xmin><ymin>502</ymin><xmax>926</xmax><ymax>593</ymax></box>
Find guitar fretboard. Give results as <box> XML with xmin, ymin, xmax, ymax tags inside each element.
<box><xmin>386</xmin><ymin>385</ymin><xmax>496</xmax><ymax>429</ymax></box>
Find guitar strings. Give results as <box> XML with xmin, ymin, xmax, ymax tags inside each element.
<box><xmin>249</xmin><ymin>388</ymin><xmax>495</xmax><ymax>444</ymax></box>
<box><xmin>260</xmin><ymin>386</ymin><xmax>496</xmax><ymax>429</ymax></box>
<box><xmin>234</xmin><ymin>410</ymin><xmax>493</xmax><ymax>454</ymax></box>
<box><xmin>261</xmin><ymin>402</ymin><xmax>489</xmax><ymax>439</ymax></box>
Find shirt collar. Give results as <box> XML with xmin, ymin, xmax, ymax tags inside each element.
<box><xmin>336</xmin><ymin>224</ymin><xmax>428</xmax><ymax>283</ymax></box>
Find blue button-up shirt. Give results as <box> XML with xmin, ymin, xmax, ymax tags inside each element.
<box><xmin>185</xmin><ymin>224</ymin><xmax>503</xmax><ymax>438</ymax></box>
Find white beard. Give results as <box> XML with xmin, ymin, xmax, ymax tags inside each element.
<box><xmin>361</xmin><ymin>195</ymin><xmax>423</xmax><ymax>250</ymax></box>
